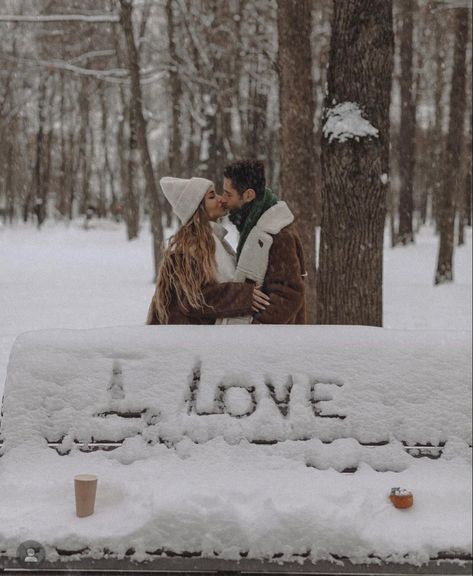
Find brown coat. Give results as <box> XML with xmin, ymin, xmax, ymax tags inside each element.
<box><xmin>146</xmin><ymin>280</ymin><xmax>254</xmax><ymax>325</ymax></box>
<box><xmin>252</xmin><ymin>223</ymin><xmax>306</xmax><ymax>324</ymax></box>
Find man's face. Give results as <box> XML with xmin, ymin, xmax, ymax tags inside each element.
<box><xmin>222</xmin><ymin>177</ymin><xmax>255</xmax><ymax>212</ymax></box>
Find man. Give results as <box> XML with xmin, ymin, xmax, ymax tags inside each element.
<box><xmin>221</xmin><ymin>159</ymin><xmax>306</xmax><ymax>324</ymax></box>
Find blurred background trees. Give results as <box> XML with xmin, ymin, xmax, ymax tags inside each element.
<box><xmin>0</xmin><ymin>0</ymin><xmax>471</xmax><ymax>318</ymax></box>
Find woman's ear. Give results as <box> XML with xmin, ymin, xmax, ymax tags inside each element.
<box><xmin>243</xmin><ymin>188</ymin><xmax>256</xmax><ymax>203</ymax></box>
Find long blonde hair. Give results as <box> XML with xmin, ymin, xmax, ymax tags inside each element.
<box><xmin>154</xmin><ymin>204</ymin><xmax>216</xmax><ymax>323</ymax></box>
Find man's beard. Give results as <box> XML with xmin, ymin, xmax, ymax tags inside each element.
<box><xmin>228</xmin><ymin>201</ymin><xmax>253</xmax><ymax>232</ymax></box>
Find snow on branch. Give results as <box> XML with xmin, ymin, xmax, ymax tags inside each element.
<box><xmin>0</xmin><ymin>14</ymin><xmax>119</xmax><ymax>23</ymax></box>
<box><xmin>434</xmin><ymin>0</ymin><xmax>472</xmax><ymax>7</ymax></box>
<box><xmin>0</xmin><ymin>53</ymin><xmax>128</xmax><ymax>82</ymax></box>
<box><xmin>323</xmin><ymin>102</ymin><xmax>379</xmax><ymax>144</ymax></box>
<box><xmin>69</xmin><ymin>50</ymin><xmax>116</xmax><ymax>64</ymax></box>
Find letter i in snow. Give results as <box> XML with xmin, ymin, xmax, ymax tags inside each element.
<box><xmin>108</xmin><ymin>360</ymin><xmax>125</xmax><ymax>400</ymax></box>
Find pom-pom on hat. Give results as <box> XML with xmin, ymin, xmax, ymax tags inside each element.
<box><xmin>160</xmin><ymin>176</ymin><xmax>214</xmax><ymax>225</ymax></box>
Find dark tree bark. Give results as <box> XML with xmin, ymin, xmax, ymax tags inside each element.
<box><xmin>245</xmin><ymin>19</ymin><xmax>269</xmax><ymax>160</ymax></box>
<box><xmin>458</xmin><ymin>107</ymin><xmax>472</xmax><ymax>245</ymax></box>
<box><xmin>205</xmin><ymin>0</ymin><xmax>232</xmax><ymax>182</ymax></box>
<box><xmin>77</xmin><ymin>79</ymin><xmax>91</xmax><ymax>216</ymax></box>
<box><xmin>186</xmin><ymin>103</ymin><xmax>200</xmax><ymax>175</ymax></box>
<box><xmin>32</xmin><ymin>76</ymin><xmax>47</xmax><ymax>228</ymax></box>
<box><xmin>113</xmin><ymin>26</ymin><xmax>140</xmax><ymax>236</ymax></box>
<box><xmin>66</xmin><ymin>129</ymin><xmax>75</xmax><ymax>221</ymax></box>
<box><xmin>57</xmin><ymin>71</ymin><xmax>68</xmax><ymax>218</ymax></box>
<box><xmin>5</xmin><ymin>137</ymin><xmax>15</xmax><ymax>223</ymax></box>
<box><xmin>119</xmin><ymin>0</ymin><xmax>164</xmax><ymax>276</ymax></box>
<box><xmin>166</xmin><ymin>0</ymin><xmax>183</xmax><ymax>177</ymax></box>
<box><xmin>431</xmin><ymin>11</ymin><xmax>450</xmax><ymax>232</ymax></box>
<box><xmin>125</xmin><ymin>105</ymin><xmax>141</xmax><ymax>239</ymax></box>
<box><xmin>277</xmin><ymin>0</ymin><xmax>317</xmax><ymax>323</ymax></box>
<box><xmin>99</xmin><ymin>85</ymin><xmax>118</xmax><ymax>219</ymax></box>
<box><xmin>42</xmin><ymin>77</ymin><xmax>55</xmax><ymax>222</ymax></box>
<box><xmin>465</xmin><ymin>109</ymin><xmax>472</xmax><ymax>228</ymax></box>
<box><xmin>397</xmin><ymin>0</ymin><xmax>416</xmax><ymax>244</ymax></box>
<box><xmin>435</xmin><ymin>8</ymin><xmax>469</xmax><ymax>284</ymax></box>
<box><xmin>317</xmin><ymin>0</ymin><xmax>394</xmax><ymax>326</ymax></box>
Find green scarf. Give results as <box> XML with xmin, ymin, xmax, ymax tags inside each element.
<box><xmin>230</xmin><ymin>187</ymin><xmax>278</xmax><ymax>261</ymax></box>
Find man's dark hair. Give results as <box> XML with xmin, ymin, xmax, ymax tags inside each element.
<box><xmin>223</xmin><ymin>160</ymin><xmax>266</xmax><ymax>198</ymax></box>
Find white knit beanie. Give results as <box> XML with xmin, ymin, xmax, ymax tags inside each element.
<box><xmin>160</xmin><ymin>176</ymin><xmax>214</xmax><ymax>225</ymax></box>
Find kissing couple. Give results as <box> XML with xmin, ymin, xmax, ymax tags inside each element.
<box><xmin>146</xmin><ymin>159</ymin><xmax>306</xmax><ymax>325</ymax></box>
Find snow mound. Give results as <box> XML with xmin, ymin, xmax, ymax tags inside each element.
<box><xmin>323</xmin><ymin>102</ymin><xmax>379</xmax><ymax>143</ymax></box>
<box><xmin>0</xmin><ymin>326</ymin><xmax>471</xmax><ymax>565</ymax></box>
<box><xmin>1</xmin><ymin>326</ymin><xmax>470</xmax><ymax>451</ymax></box>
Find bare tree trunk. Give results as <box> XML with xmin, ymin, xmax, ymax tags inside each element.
<box><xmin>458</xmin><ymin>107</ymin><xmax>472</xmax><ymax>245</ymax></box>
<box><xmin>203</xmin><ymin>0</ymin><xmax>232</xmax><ymax>182</ymax></box>
<box><xmin>66</xmin><ymin>130</ymin><xmax>75</xmax><ymax>220</ymax></box>
<box><xmin>465</xmin><ymin>109</ymin><xmax>472</xmax><ymax>228</ymax></box>
<box><xmin>57</xmin><ymin>71</ymin><xmax>68</xmax><ymax>218</ymax></box>
<box><xmin>125</xmin><ymin>105</ymin><xmax>141</xmax><ymax>239</ymax></box>
<box><xmin>397</xmin><ymin>0</ymin><xmax>416</xmax><ymax>244</ymax></box>
<box><xmin>245</xmin><ymin>23</ymin><xmax>268</xmax><ymax>161</ymax></box>
<box><xmin>117</xmin><ymin>101</ymin><xmax>128</xmax><ymax>219</ymax></box>
<box><xmin>99</xmin><ymin>85</ymin><xmax>118</xmax><ymax>218</ymax></box>
<box><xmin>311</xmin><ymin>1</ymin><xmax>331</xmax><ymax>226</ymax></box>
<box><xmin>114</xmin><ymin>25</ymin><xmax>140</xmax><ymax>235</ymax></box>
<box><xmin>119</xmin><ymin>0</ymin><xmax>164</xmax><ymax>276</ymax></box>
<box><xmin>166</xmin><ymin>0</ymin><xmax>183</xmax><ymax>176</ymax></box>
<box><xmin>5</xmin><ymin>137</ymin><xmax>15</xmax><ymax>223</ymax></box>
<box><xmin>317</xmin><ymin>0</ymin><xmax>394</xmax><ymax>326</ymax></box>
<box><xmin>187</xmin><ymin>104</ymin><xmax>200</xmax><ymax>174</ymax></box>
<box><xmin>432</xmin><ymin>12</ymin><xmax>449</xmax><ymax>232</ymax></box>
<box><xmin>85</xmin><ymin>122</ymin><xmax>94</xmax><ymax>218</ymax></box>
<box><xmin>77</xmin><ymin>80</ymin><xmax>90</xmax><ymax>216</ymax></box>
<box><xmin>32</xmin><ymin>76</ymin><xmax>47</xmax><ymax>228</ymax></box>
<box><xmin>435</xmin><ymin>8</ymin><xmax>468</xmax><ymax>284</ymax></box>
<box><xmin>277</xmin><ymin>0</ymin><xmax>317</xmax><ymax>323</ymax></box>
<box><xmin>43</xmin><ymin>75</ymin><xmax>56</xmax><ymax>220</ymax></box>
<box><xmin>413</xmin><ymin>5</ymin><xmax>427</xmax><ymax>227</ymax></box>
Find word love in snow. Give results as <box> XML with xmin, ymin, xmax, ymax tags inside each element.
<box><xmin>183</xmin><ymin>364</ymin><xmax>346</xmax><ymax>420</ymax></box>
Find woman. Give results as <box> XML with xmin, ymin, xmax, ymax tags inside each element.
<box><xmin>146</xmin><ymin>176</ymin><xmax>270</xmax><ymax>324</ymax></box>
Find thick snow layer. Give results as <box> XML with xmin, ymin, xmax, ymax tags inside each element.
<box><xmin>1</xmin><ymin>326</ymin><xmax>471</xmax><ymax>451</ymax></box>
<box><xmin>323</xmin><ymin>102</ymin><xmax>379</xmax><ymax>143</ymax></box>
<box><xmin>0</xmin><ymin>327</ymin><xmax>471</xmax><ymax>564</ymax></box>
<box><xmin>0</xmin><ymin>429</ymin><xmax>471</xmax><ymax>565</ymax></box>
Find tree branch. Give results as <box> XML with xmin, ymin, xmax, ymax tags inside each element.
<box><xmin>0</xmin><ymin>14</ymin><xmax>119</xmax><ymax>23</ymax></box>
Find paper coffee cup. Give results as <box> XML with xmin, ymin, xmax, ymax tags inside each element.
<box><xmin>74</xmin><ymin>474</ymin><xmax>97</xmax><ymax>517</ymax></box>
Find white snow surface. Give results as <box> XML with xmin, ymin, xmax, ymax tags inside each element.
<box><xmin>0</xmin><ymin>325</ymin><xmax>471</xmax><ymax>564</ymax></box>
<box><xmin>323</xmin><ymin>102</ymin><xmax>379</xmax><ymax>143</ymax></box>
<box><xmin>0</xmin><ymin>222</ymin><xmax>471</xmax><ymax>400</ymax></box>
<box><xmin>0</xmin><ymin>221</ymin><xmax>471</xmax><ymax>566</ymax></box>
<box><xmin>0</xmin><ymin>440</ymin><xmax>470</xmax><ymax>566</ymax></box>
<box><xmin>1</xmin><ymin>326</ymin><xmax>471</xmax><ymax>450</ymax></box>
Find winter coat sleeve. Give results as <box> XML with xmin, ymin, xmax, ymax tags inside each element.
<box><xmin>182</xmin><ymin>281</ymin><xmax>254</xmax><ymax>322</ymax></box>
<box><xmin>252</xmin><ymin>227</ymin><xmax>305</xmax><ymax>324</ymax></box>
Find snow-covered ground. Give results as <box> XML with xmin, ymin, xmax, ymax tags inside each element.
<box><xmin>0</xmin><ymin>221</ymin><xmax>471</xmax><ymax>567</ymax></box>
<box><xmin>0</xmin><ymin>221</ymin><xmax>471</xmax><ymax>401</ymax></box>
<box><xmin>0</xmin><ymin>221</ymin><xmax>156</xmax><ymax>400</ymax></box>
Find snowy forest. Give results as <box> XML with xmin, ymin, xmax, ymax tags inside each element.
<box><xmin>0</xmin><ymin>0</ymin><xmax>472</xmax><ymax>326</ymax></box>
<box><xmin>0</xmin><ymin>2</ymin><xmax>472</xmax><ymax>569</ymax></box>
